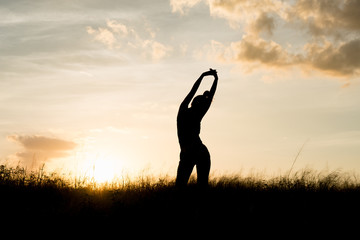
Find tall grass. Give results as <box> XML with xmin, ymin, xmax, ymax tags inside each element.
<box><xmin>1</xmin><ymin>164</ymin><xmax>359</xmax><ymax>191</ymax></box>
<box><xmin>1</xmin><ymin>164</ymin><xmax>360</xmax><ymax>227</ymax></box>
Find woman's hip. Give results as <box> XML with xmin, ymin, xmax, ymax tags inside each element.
<box><xmin>180</xmin><ymin>143</ymin><xmax>210</xmax><ymax>160</ymax></box>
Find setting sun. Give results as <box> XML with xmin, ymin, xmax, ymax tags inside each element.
<box><xmin>96</xmin><ymin>160</ymin><xmax>121</xmax><ymax>184</ymax></box>
<box><xmin>90</xmin><ymin>156</ymin><xmax>119</xmax><ymax>183</ymax></box>
<box><xmin>76</xmin><ymin>143</ymin><xmax>125</xmax><ymax>184</ymax></box>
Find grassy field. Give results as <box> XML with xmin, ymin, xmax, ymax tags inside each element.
<box><xmin>1</xmin><ymin>164</ymin><xmax>360</xmax><ymax>232</ymax></box>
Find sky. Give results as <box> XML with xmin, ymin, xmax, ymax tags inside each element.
<box><xmin>1</xmin><ymin>0</ymin><xmax>360</xmax><ymax>181</ymax></box>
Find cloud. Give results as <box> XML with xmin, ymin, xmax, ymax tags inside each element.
<box><xmin>209</xmin><ymin>0</ymin><xmax>287</xmax><ymax>21</ymax></box>
<box><xmin>144</xmin><ymin>40</ymin><xmax>172</xmax><ymax>61</ymax></box>
<box><xmin>176</xmin><ymin>0</ymin><xmax>360</xmax><ymax>78</ymax></box>
<box><xmin>205</xmin><ymin>0</ymin><xmax>360</xmax><ymax>37</ymax></box>
<box><xmin>86</xmin><ymin>19</ymin><xmax>172</xmax><ymax>61</ymax></box>
<box><xmin>170</xmin><ymin>0</ymin><xmax>202</xmax><ymax>14</ymax></box>
<box><xmin>87</xmin><ymin>26</ymin><xmax>116</xmax><ymax>49</ymax></box>
<box><xmin>231</xmin><ymin>35</ymin><xmax>295</xmax><ymax>66</ymax></box>
<box><xmin>171</xmin><ymin>0</ymin><xmax>287</xmax><ymax>30</ymax></box>
<box><xmin>202</xmin><ymin>34</ymin><xmax>360</xmax><ymax>77</ymax></box>
<box><xmin>290</xmin><ymin>0</ymin><xmax>360</xmax><ymax>37</ymax></box>
<box><xmin>195</xmin><ymin>35</ymin><xmax>298</xmax><ymax>71</ymax></box>
<box><xmin>106</xmin><ymin>19</ymin><xmax>128</xmax><ymax>36</ymax></box>
<box><xmin>250</xmin><ymin>12</ymin><xmax>276</xmax><ymax>36</ymax></box>
<box><xmin>7</xmin><ymin>135</ymin><xmax>77</xmax><ymax>167</ymax></box>
<box><xmin>304</xmin><ymin>38</ymin><xmax>360</xmax><ymax>76</ymax></box>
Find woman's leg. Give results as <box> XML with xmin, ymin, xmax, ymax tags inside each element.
<box><xmin>196</xmin><ymin>145</ymin><xmax>211</xmax><ymax>187</ymax></box>
<box><xmin>175</xmin><ymin>152</ymin><xmax>195</xmax><ymax>187</ymax></box>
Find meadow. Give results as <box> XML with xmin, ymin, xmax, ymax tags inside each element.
<box><xmin>1</xmin><ymin>164</ymin><xmax>359</xmax><ymax>232</ymax></box>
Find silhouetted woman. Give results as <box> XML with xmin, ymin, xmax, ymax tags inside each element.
<box><xmin>176</xmin><ymin>69</ymin><xmax>218</xmax><ymax>187</ymax></box>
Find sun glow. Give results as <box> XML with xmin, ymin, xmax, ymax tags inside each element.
<box><xmin>77</xmin><ymin>150</ymin><xmax>125</xmax><ymax>184</ymax></box>
<box><xmin>71</xmin><ymin>131</ymin><xmax>133</xmax><ymax>184</ymax></box>
<box><xmin>91</xmin><ymin>157</ymin><xmax>118</xmax><ymax>183</ymax></box>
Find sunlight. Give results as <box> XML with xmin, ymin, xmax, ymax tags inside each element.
<box><xmin>71</xmin><ymin>132</ymin><xmax>132</xmax><ymax>184</ymax></box>
<box><xmin>92</xmin><ymin>157</ymin><xmax>117</xmax><ymax>183</ymax></box>
<box><xmin>77</xmin><ymin>149</ymin><xmax>124</xmax><ymax>184</ymax></box>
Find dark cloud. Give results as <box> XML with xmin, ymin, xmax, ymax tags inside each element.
<box><xmin>231</xmin><ymin>35</ymin><xmax>294</xmax><ymax>66</ymax></box>
<box><xmin>304</xmin><ymin>38</ymin><xmax>360</xmax><ymax>76</ymax></box>
<box><xmin>226</xmin><ymin>36</ymin><xmax>360</xmax><ymax>77</ymax></box>
<box><xmin>291</xmin><ymin>0</ymin><xmax>360</xmax><ymax>36</ymax></box>
<box><xmin>251</xmin><ymin>12</ymin><xmax>276</xmax><ymax>36</ymax></box>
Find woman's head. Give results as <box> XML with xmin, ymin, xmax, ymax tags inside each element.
<box><xmin>191</xmin><ymin>91</ymin><xmax>210</xmax><ymax>109</ymax></box>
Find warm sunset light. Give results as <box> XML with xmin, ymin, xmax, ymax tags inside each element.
<box><xmin>92</xmin><ymin>160</ymin><xmax>116</xmax><ymax>183</ymax></box>
<box><xmin>1</xmin><ymin>1</ymin><xmax>360</xmax><ymax>231</ymax></box>
<box><xmin>76</xmin><ymin>151</ymin><xmax>120</xmax><ymax>184</ymax></box>
<box><xmin>1</xmin><ymin>0</ymin><xmax>359</xmax><ymax>180</ymax></box>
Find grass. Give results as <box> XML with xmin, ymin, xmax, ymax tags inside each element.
<box><xmin>1</xmin><ymin>164</ymin><xmax>360</xmax><ymax>232</ymax></box>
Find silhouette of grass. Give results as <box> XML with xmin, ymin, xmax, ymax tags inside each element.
<box><xmin>1</xmin><ymin>164</ymin><xmax>360</xmax><ymax>230</ymax></box>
